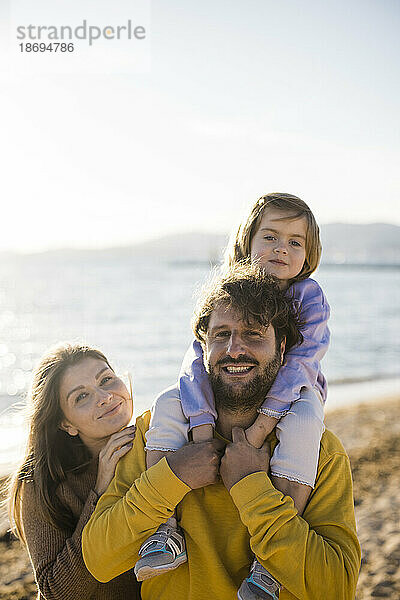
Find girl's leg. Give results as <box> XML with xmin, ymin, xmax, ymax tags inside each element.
<box><xmin>270</xmin><ymin>387</ymin><xmax>325</xmax><ymax>514</ymax></box>
<box><xmin>145</xmin><ymin>386</ymin><xmax>190</xmax><ymax>453</ymax></box>
<box><xmin>191</xmin><ymin>423</ymin><xmax>214</xmax><ymax>442</ymax></box>
<box><xmin>270</xmin><ymin>477</ymin><xmax>312</xmax><ymax>516</ymax></box>
<box><xmin>238</xmin><ymin>388</ymin><xmax>324</xmax><ymax>600</ymax></box>
<box><xmin>146</xmin><ymin>449</ymin><xmax>172</xmax><ymax>469</ymax></box>
<box><xmin>136</xmin><ymin>388</ymin><xmax>190</xmax><ymax>582</ymax></box>
<box><xmin>245</xmin><ymin>413</ymin><xmax>280</xmax><ymax>448</ymax></box>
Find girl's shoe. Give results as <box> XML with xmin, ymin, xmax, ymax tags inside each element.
<box><xmin>237</xmin><ymin>559</ymin><xmax>281</xmax><ymax>600</ymax></box>
<box><xmin>134</xmin><ymin>521</ymin><xmax>187</xmax><ymax>581</ymax></box>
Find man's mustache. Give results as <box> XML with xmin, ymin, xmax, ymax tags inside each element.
<box><xmin>216</xmin><ymin>356</ymin><xmax>259</xmax><ymax>366</ymax></box>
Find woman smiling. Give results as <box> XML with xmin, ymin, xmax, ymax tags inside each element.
<box><xmin>8</xmin><ymin>343</ymin><xmax>140</xmax><ymax>600</ymax></box>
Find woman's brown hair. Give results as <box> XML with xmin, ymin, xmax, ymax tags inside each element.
<box><xmin>8</xmin><ymin>343</ymin><xmax>112</xmax><ymax>541</ymax></box>
<box><xmin>224</xmin><ymin>192</ymin><xmax>322</xmax><ymax>283</ymax></box>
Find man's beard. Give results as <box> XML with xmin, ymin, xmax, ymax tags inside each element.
<box><xmin>209</xmin><ymin>351</ymin><xmax>282</xmax><ymax>414</ymax></box>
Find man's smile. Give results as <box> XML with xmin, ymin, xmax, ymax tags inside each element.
<box><xmin>217</xmin><ymin>355</ymin><xmax>258</xmax><ymax>379</ymax></box>
<box><xmin>222</xmin><ymin>365</ymin><xmax>255</xmax><ymax>375</ymax></box>
<box><xmin>224</xmin><ymin>365</ymin><xmax>254</xmax><ymax>373</ymax></box>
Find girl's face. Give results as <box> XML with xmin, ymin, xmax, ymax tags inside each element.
<box><xmin>250</xmin><ymin>208</ymin><xmax>307</xmax><ymax>288</ymax></box>
<box><xmin>59</xmin><ymin>357</ymin><xmax>133</xmax><ymax>455</ymax></box>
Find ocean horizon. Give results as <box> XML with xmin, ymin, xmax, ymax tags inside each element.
<box><xmin>0</xmin><ymin>255</ymin><xmax>399</xmax><ymax>475</ymax></box>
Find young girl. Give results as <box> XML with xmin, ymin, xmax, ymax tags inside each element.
<box><xmin>137</xmin><ymin>193</ymin><xmax>329</xmax><ymax>600</ymax></box>
<box><xmin>8</xmin><ymin>343</ymin><xmax>139</xmax><ymax>600</ymax></box>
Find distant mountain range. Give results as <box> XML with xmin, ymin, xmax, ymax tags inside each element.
<box><xmin>320</xmin><ymin>223</ymin><xmax>399</xmax><ymax>265</ymax></box>
<box><xmin>2</xmin><ymin>223</ymin><xmax>399</xmax><ymax>265</ymax></box>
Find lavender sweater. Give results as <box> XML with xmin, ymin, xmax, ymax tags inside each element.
<box><xmin>179</xmin><ymin>278</ymin><xmax>330</xmax><ymax>430</ymax></box>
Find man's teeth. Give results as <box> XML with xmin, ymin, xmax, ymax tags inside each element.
<box><xmin>226</xmin><ymin>366</ymin><xmax>252</xmax><ymax>373</ymax></box>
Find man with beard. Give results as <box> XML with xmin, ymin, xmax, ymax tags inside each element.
<box><xmin>82</xmin><ymin>265</ymin><xmax>361</xmax><ymax>600</ymax></box>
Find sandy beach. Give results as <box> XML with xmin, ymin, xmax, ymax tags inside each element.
<box><xmin>0</xmin><ymin>396</ymin><xmax>399</xmax><ymax>599</ymax></box>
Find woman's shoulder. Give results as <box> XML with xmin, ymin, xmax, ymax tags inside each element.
<box><xmin>22</xmin><ymin>464</ymin><xmax>96</xmax><ymax>513</ymax></box>
<box><xmin>61</xmin><ymin>462</ymin><xmax>97</xmax><ymax>493</ymax></box>
<box><xmin>20</xmin><ymin>476</ymin><xmax>36</xmax><ymax>506</ymax></box>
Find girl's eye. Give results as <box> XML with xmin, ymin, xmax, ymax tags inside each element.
<box><xmin>100</xmin><ymin>376</ymin><xmax>113</xmax><ymax>386</ymax></box>
<box><xmin>263</xmin><ymin>235</ymin><xmax>276</xmax><ymax>241</ymax></box>
<box><xmin>290</xmin><ymin>240</ymin><xmax>302</xmax><ymax>247</ymax></box>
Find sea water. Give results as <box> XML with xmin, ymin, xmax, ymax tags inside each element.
<box><xmin>0</xmin><ymin>254</ymin><xmax>399</xmax><ymax>474</ymax></box>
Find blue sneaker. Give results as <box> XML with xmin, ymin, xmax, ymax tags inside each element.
<box><xmin>134</xmin><ymin>522</ymin><xmax>187</xmax><ymax>581</ymax></box>
<box><xmin>237</xmin><ymin>559</ymin><xmax>281</xmax><ymax>600</ymax></box>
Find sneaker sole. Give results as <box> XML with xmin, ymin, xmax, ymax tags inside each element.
<box><xmin>135</xmin><ymin>552</ymin><xmax>187</xmax><ymax>581</ymax></box>
<box><xmin>237</xmin><ymin>580</ymin><xmax>278</xmax><ymax>600</ymax></box>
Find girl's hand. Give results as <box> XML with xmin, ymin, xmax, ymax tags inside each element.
<box><xmin>94</xmin><ymin>425</ymin><xmax>136</xmax><ymax>496</ymax></box>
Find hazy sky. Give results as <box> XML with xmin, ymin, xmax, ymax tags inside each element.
<box><xmin>1</xmin><ymin>0</ymin><xmax>399</xmax><ymax>252</ymax></box>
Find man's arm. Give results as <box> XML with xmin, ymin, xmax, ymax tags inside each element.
<box><xmin>82</xmin><ymin>410</ymin><xmax>223</xmax><ymax>583</ymax></box>
<box><xmin>221</xmin><ymin>428</ymin><xmax>361</xmax><ymax>600</ymax></box>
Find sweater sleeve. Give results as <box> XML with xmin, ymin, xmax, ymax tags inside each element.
<box><xmin>82</xmin><ymin>413</ymin><xmax>191</xmax><ymax>583</ymax></box>
<box><xmin>21</xmin><ymin>481</ymin><xmax>100</xmax><ymax>600</ymax></box>
<box><xmin>230</xmin><ymin>448</ymin><xmax>361</xmax><ymax>600</ymax></box>
<box><xmin>261</xmin><ymin>278</ymin><xmax>330</xmax><ymax>415</ymax></box>
<box><xmin>178</xmin><ymin>339</ymin><xmax>217</xmax><ymax>429</ymax></box>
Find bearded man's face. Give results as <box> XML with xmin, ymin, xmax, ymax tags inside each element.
<box><xmin>203</xmin><ymin>305</ymin><xmax>285</xmax><ymax>413</ymax></box>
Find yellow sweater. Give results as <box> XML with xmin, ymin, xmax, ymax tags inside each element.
<box><xmin>82</xmin><ymin>411</ymin><xmax>361</xmax><ymax>600</ymax></box>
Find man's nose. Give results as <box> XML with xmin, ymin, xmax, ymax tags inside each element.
<box><xmin>227</xmin><ymin>333</ymin><xmax>246</xmax><ymax>358</ymax></box>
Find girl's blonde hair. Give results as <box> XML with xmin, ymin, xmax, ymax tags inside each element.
<box><xmin>224</xmin><ymin>192</ymin><xmax>322</xmax><ymax>283</ymax></box>
<box><xmin>8</xmin><ymin>343</ymin><xmax>112</xmax><ymax>541</ymax></box>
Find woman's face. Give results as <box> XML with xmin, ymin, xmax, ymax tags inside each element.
<box><xmin>59</xmin><ymin>357</ymin><xmax>133</xmax><ymax>455</ymax></box>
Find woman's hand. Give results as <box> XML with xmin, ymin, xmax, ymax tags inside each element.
<box><xmin>94</xmin><ymin>425</ymin><xmax>136</xmax><ymax>496</ymax></box>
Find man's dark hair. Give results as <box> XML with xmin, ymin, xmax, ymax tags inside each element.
<box><xmin>192</xmin><ymin>261</ymin><xmax>303</xmax><ymax>350</ymax></box>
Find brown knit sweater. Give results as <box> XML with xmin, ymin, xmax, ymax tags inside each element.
<box><xmin>21</xmin><ymin>458</ymin><xmax>140</xmax><ymax>600</ymax></box>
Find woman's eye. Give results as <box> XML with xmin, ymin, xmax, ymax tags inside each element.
<box><xmin>247</xmin><ymin>331</ymin><xmax>261</xmax><ymax>337</ymax></box>
<box><xmin>100</xmin><ymin>376</ymin><xmax>113</xmax><ymax>386</ymax></box>
<box><xmin>215</xmin><ymin>331</ymin><xmax>229</xmax><ymax>338</ymax></box>
<box><xmin>76</xmin><ymin>392</ymin><xmax>88</xmax><ymax>403</ymax></box>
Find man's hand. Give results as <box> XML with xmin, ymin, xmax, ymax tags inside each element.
<box><xmin>166</xmin><ymin>439</ymin><xmax>225</xmax><ymax>489</ymax></box>
<box><xmin>220</xmin><ymin>427</ymin><xmax>271</xmax><ymax>491</ymax></box>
